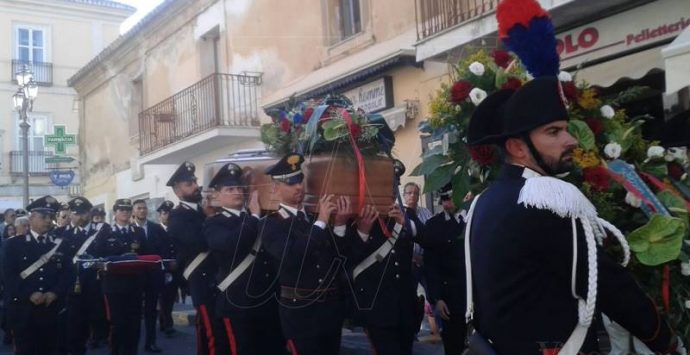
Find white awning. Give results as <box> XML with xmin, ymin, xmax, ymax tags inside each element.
<box><xmin>262</xmin><ymin>30</ymin><xmax>417</xmax><ymax>108</ymax></box>
<box><xmin>572</xmin><ymin>47</ymin><xmax>664</xmax><ymax>88</ymax></box>
<box><xmin>662</xmin><ymin>27</ymin><xmax>690</xmax><ymax>94</ymax></box>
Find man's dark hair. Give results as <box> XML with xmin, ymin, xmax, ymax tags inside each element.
<box><xmin>403</xmin><ymin>182</ymin><xmax>420</xmax><ymax>192</ymax></box>
<box><xmin>132</xmin><ymin>199</ymin><xmax>147</xmax><ymax>207</ymax></box>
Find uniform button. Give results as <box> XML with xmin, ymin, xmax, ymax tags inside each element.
<box><xmin>316</xmin><ymin>264</ymin><xmax>320</xmax><ymax>269</ymax></box>
<box><xmin>39</xmin><ymin>287</ymin><xmax>43</xmax><ymax>291</ymax></box>
<box><xmin>23</xmin><ymin>257</ymin><xmax>27</xmax><ymax>260</ymax></box>
<box><xmin>39</xmin><ymin>268</ymin><xmax>44</xmax><ymax>272</ymax></box>
<box><xmin>391</xmin><ymin>250</ymin><xmax>396</xmax><ymax>254</ymax></box>
<box><xmin>318</xmin><ymin>279</ymin><xmax>323</xmax><ymax>283</ymax></box>
<box><xmin>443</xmin><ymin>281</ymin><xmax>448</xmax><ymax>285</ymax></box>
<box><xmin>263</xmin><ymin>261</ymin><xmax>268</xmax><ymax>265</ymax></box>
<box><xmin>265</xmin><ymin>273</ymin><xmax>270</xmax><ymax>277</ymax></box>
<box><xmin>39</xmin><ymin>277</ymin><xmax>43</xmax><ymax>281</ymax></box>
<box><xmin>292</xmin><ymin>299</ymin><xmax>297</xmax><ymax>303</ymax></box>
<box><xmin>395</xmin><ymin>274</ymin><xmax>400</xmax><ymax>279</ymax></box>
<box><xmin>448</xmin><ymin>240</ymin><xmax>451</xmax><ymax>243</ymax></box>
<box><xmin>394</xmin><ymin>262</ymin><xmax>399</xmax><ymax>266</ymax></box>
<box><xmin>359</xmin><ymin>288</ymin><xmax>364</xmax><ymax>292</ymax></box>
<box><xmin>202</xmin><ymin>273</ymin><xmax>206</xmax><ymax>276</ymax></box>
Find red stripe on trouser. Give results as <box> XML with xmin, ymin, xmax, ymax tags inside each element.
<box><xmin>196</xmin><ymin>314</ymin><xmax>202</xmax><ymax>355</ymax></box>
<box><xmin>364</xmin><ymin>329</ymin><xmax>378</xmax><ymax>355</ymax></box>
<box><xmin>287</xmin><ymin>339</ymin><xmax>298</xmax><ymax>355</ymax></box>
<box><xmin>223</xmin><ymin>318</ymin><xmax>238</xmax><ymax>355</ymax></box>
<box><xmin>198</xmin><ymin>305</ymin><xmax>216</xmax><ymax>355</ymax></box>
<box><xmin>103</xmin><ymin>295</ymin><xmax>113</xmax><ymax>350</ymax></box>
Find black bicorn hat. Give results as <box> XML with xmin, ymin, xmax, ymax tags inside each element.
<box><xmin>265</xmin><ymin>153</ymin><xmax>305</xmax><ymax>184</ymax></box>
<box><xmin>27</xmin><ymin>195</ymin><xmax>59</xmax><ymax>214</ymax></box>
<box><xmin>660</xmin><ymin>109</ymin><xmax>690</xmax><ymax>148</ymax></box>
<box><xmin>166</xmin><ymin>161</ymin><xmax>197</xmax><ymax>187</ymax></box>
<box><xmin>499</xmin><ymin>76</ymin><xmax>569</xmax><ymax>139</ymax></box>
<box><xmin>68</xmin><ymin>197</ymin><xmax>93</xmax><ymax>214</ymax></box>
<box><xmin>468</xmin><ymin>89</ymin><xmax>516</xmax><ymax>145</ymax></box>
<box><xmin>91</xmin><ymin>206</ymin><xmax>106</xmax><ymax>217</ymax></box>
<box><xmin>156</xmin><ymin>200</ymin><xmax>175</xmax><ymax>213</ymax></box>
<box><xmin>112</xmin><ymin>198</ymin><xmax>133</xmax><ymax>211</ymax></box>
<box><xmin>208</xmin><ymin>163</ymin><xmax>245</xmax><ymax>189</ymax></box>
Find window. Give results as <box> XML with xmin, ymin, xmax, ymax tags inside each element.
<box><xmin>16</xmin><ymin>114</ymin><xmax>50</xmax><ymax>151</ymax></box>
<box><xmin>324</xmin><ymin>0</ymin><xmax>363</xmax><ymax>45</ymax></box>
<box><xmin>16</xmin><ymin>26</ymin><xmax>45</xmax><ymax>63</ymax></box>
<box><xmin>340</xmin><ymin>0</ymin><xmax>361</xmax><ymax>40</ymax></box>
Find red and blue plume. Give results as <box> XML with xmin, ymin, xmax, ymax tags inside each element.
<box><xmin>496</xmin><ymin>0</ymin><xmax>560</xmax><ymax>78</ymax></box>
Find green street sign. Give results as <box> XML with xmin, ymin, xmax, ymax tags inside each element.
<box><xmin>45</xmin><ymin>155</ymin><xmax>75</xmax><ymax>164</ymax></box>
<box><xmin>45</xmin><ymin>125</ymin><xmax>76</xmax><ymax>155</ymax></box>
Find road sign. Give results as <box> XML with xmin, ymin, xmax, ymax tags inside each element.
<box><xmin>45</xmin><ymin>155</ymin><xmax>75</xmax><ymax>164</ymax></box>
<box><xmin>49</xmin><ymin>170</ymin><xmax>75</xmax><ymax>187</ymax></box>
<box><xmin>45</xmin><ymin>125</ymin><xmax>76</xmax><ymax>155</ymax></box>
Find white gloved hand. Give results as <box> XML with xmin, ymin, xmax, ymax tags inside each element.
<box><xmin>676</xmin><ymin>336</ymin><xmax>687</xmax><ymax>355</ymax></box>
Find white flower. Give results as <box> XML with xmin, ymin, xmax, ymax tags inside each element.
<box><xmin>624</xmin><ymin>192</ymin><xmax>642</xmax><ymax>208</ymax></box>
<box><xmin>468</xmin><ymin>62</ymin><xmax>485</xmax><ymax>76</ymax></box>
<box><xmin>604</xmin><ymin>142</ymin><xmax>622</xmax><ymax>159</ymax></box>
<box><xmin>600</xmin><ymin>105</ymin><xmax>615</xmax><ymax>119</ymax></box>
<box><xmin>685</xmin><ymin>300</ymin><xmax>690</xmax><ymax>309</ymax></box>
<box><xmin>646</xmin><ymin>146</ymin><xmax>665</xmax><ymax>159</ymax></box>
<box><xmin>682</xmin><ymin>262</ymin><xmax>690</xmax><ymax>276</ymax></box>
<box><xmin>558</xmin><ymin>71</ymin><xmax>573</xmax><ymax>82</ymax></box>
<box><xmin>469</xmin><ymin>88</ymin><xmax>488</xmax><ymax>106</ymax></box>
<box><xmin>665</xmin><ymin>147</ymin><xmax>688</xmax><ymax>162</ymax></box>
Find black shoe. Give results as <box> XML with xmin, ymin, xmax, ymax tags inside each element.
<box><xmin>144</xmin><ymin>344</ymin><xmax>162</xmax><ymax>353</ymax></box>
<box><xmin>163</xmin><ymin>328</ymin><xmax>177</xmax><ymax>337</ymax></box>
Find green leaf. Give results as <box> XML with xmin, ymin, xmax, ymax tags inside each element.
<box><xmin>421</xmin><ymin>145</ymin><xmax>444</xmax><ymax>159</ymax></box>
<box><xmin>494</xmin><ymin>68</ymin><xmax>508</xmax><ymax>89</ymax></box>
<box><xmin>568</xmin><ymin>120</ymin><xmax>596</xmax><ymax>151</ymax></box>
<box><xmin>424</xmin><ymin>163</ymin><xmax>456</xmax><ymax>193</ymax></box>
<box><xmin>451</xmin><ymin>170</ymin><xmax>470</xmax><ymax>207</ymax></box>
<box><xmin>322</xmin><ymin>119</ymin><xmax>347</xmax><ymax>141</ymax></box>
<box><xmin>410</xmin><ymin>154</ymin><xmax>450</xmax><ymax>176</ymax></box>
<box><xmin>657</xmin><ymin>190</ymin><xmax>689</xmax><ymax>227</ymax></box>
<box><xmin>640</xmin><ymin>161</ymin><xmax>668</xmax><ymax>179</ymax></box>
<box><xmin>627</xmin><ymin>214</ymin><xmax>685</xmax><ymax>266</ymax></box>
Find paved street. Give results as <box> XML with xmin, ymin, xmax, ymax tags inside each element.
<box><xmin>0</xmin><ymin>303</ymin><xmax>445</xmax><ymax>355</ymax></box>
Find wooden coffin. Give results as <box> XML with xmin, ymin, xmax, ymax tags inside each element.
<box><xmin>204</xmin><ymin>150</ymin><xmax>395</xmax><ymax>214</ymax></box>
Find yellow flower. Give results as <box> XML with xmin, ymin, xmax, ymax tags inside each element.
<box><xmin>573</xmin><ymin>148</ymin><xmax>601</xmax><ymax>169</ymax></box>
<box><xmin>577</xmin><ymin>89</ymin><xmax>602</xmax><ymax>110</ymax></box>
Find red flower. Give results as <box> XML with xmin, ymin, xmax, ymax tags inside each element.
<box><xmin>585</xmin><ymin>118</ymin><xmax>603</xmax><ymax>136</ymax></box>
<box><xmin>349</xmin><ymin>123</ymin><xmax>362</xmax><ymax>139</ymax></box>
<box><xmin>583</xmin><ymin>166</ymin><xmax>610</xmax><ymax>191</ymax></box>
<box><xmin>303</xmin><ymin>107</ymin><xmax>314</xmax><ymax>123</ymax></box>
<box><xmin>280</xmin><ymin>119</ymin><xmax>291</xmax><ymax>133</ymax></box>
<box><xmin>450</xmin><ymin>80</ymin><xmax>473</xmax><ymax>104</ymax></box>
<box><xmin>492</xmin><ymin>49</ymin><xmax>512</xmax><ymax>68</ymax></box>
<box><xmin>562</xmin><ymin>81</ymin><xmax>578</xmax><ymax>102</ymax></box>
<box><xmin>501</xmin><ymin>77</ymin><xmax>522</xmax><ymax>90</ymax></box>
<box><xmin>668</xmin><ymin>162</ymin><xmax>685</xmax><ymax>180</ymax></box>
<box><xmin>469</xmin><ymin>145</ymin><xmax>497</xmax><ymax>167</ymax></box>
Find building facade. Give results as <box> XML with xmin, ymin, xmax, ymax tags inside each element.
<box><xmin>69</xmin><ymin>0</ymin><xmax>449</xmax><ymax>212</ymax></box>
<box><xmin>0</xmin><ymin>0</ymin><xmax>134</xmax><ymax>209</ymax></box>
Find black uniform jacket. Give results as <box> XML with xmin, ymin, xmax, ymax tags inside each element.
<box><xmin>168</xmin><ymin>202</ymin><xmax>216</xmax><ymax>307</ymax></box>
<box><xmin>470</xmin><ymin>164</ymin><xmax>675</xmax><ymax>354</ymax></box>
<box><xmin>92</xmin><ymin>224</ymin><xmax>150</xmax><ymax>294</ymax></box>
<box><xmin>203</xmin><ymin>208</ymin><xmax>278</xmax><ymax>319</ymax></box>
<box><xmin>59</xmin><ymin>223</ymin><xmax>105</xmax><ymax>294</ymax></box>
<box><xmin>260</xmin><ymin>206</ymin><xmax>347</xmax><ymax>338</ymax></box>
<box><xmin>3</xmin><ymin>232</ymin><xmax>74</xmax><ymax>330</ymax></box>
<box><xmin>423</xmin><ymin>211</ymin><xmax>466</xmax><ymax>317</ymax></box>
<box><xmin>346</xmin><ymin>217</ymin><xmax>418</xmax><ymax>329</ymax></box>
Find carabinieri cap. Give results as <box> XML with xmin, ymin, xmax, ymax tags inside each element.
<box><xmin>166</xmin><ymin>161</ymin><xmax>197</xmax><ymax>187</ymax></box>
<box><xmin>265</xmin><ymin>153</ymin><xmax>305</xmax><ymax>184</ymax></box>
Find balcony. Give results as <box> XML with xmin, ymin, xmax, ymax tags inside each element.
<box><xmin>11</xmin><ymin>60</ymin><xmax>53</xmax><ymax>86</ymax></box>
<box><xmin>416</xmin><ymin>0</ymin><xmax>498</xmax><ymax>41</ymax></box>
<box><xmin>9</xmin><ymin>151</ymin><xmax>53</xmax><ymax>176</ymax></box>
<box><xmin>414</xmin><ymin>0</ymin><xmax>651</xmax><ymax>62</ymax></box>
<box><xmin>138</xmin><ymin>73</ymin><xmax>262</xmax><ymax>164</ymax></box>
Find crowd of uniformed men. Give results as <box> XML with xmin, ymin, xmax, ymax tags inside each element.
<box><xmin>0</xmin><ymin>151</ymin><xmax>470</xmax><ymax>355</ymax></box>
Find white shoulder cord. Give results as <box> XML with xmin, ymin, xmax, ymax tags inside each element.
<box><xmin>464</xmin><ymin>193</ymin><xmax>482</xmax><ymax>323</ymax></box>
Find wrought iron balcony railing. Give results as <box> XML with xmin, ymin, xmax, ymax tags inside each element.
<box><xmin>138</xmin><ymin>73</ymin><xmax>262</xmax><ymax>155</ymax></box>
<box><xmin>11</xmin><ymin>60</ymin><xmax>53</xmax><ymax>86</ymax></box>
<box><xmin>416</xmin><ymin>0</ymin><xmax>499</xmax><ymax>40</ymax></box>
<box><xmin>9</xmin><ymin>151</ymin><xmax>53</xmax><ymax>176</ymax></box>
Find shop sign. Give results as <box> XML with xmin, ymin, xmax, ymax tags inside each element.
<box><xmin>49</xmin><ymin>170</ymin><xmax>75</xmax><ymax>187</ymax></box>
<box><xmin>342</xmin><ymin>77</ymin><xmax>394</xmax><ymax>113</ymax></box>
<box><xmin>557</xmin><ymin>0</ymin><xmax>690</xmax><ymax>68</ymax></box>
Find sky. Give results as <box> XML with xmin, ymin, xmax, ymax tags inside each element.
<box><xmin>117</xmin><ymin>0</ymin><xmax>165</xmax><ymax>34</ymax></box>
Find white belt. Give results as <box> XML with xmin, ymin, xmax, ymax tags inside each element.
<box><xmin>352</xmin><ymin>224</ymin><xmax>402</xmax><ymax>281</ymax></box>
<box><xmin>72</xmin><ymin>225</ymin><xmax>103</xmax><ymax>264</ymax></box>
<box><xmin>20</xmin><ymin>239</ymin><xmax>63</xmax><ymax>279</ymax></box>
<box><xmin>217</xmin><ymin>235</ymin><xmax>263</xmax><ymax>292</ymax></box>
<box><xmin>183</xmin><ymin>252</ymin><xmax>209</xmax><ymax>280</ymax></box>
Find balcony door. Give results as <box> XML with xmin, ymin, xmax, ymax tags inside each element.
<box><xmin>16</xmin><ymin>26</ymin><xmax>45</xmax><ymax>63</ymax></box>
<box><xmin>16</xmin><ymin>114</ymin><xmax>50</xmax><ymax>152</ymax></box>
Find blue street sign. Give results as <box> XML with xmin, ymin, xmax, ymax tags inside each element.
<box><xmin>49</xmin><ymin>170</ymin><xmax>75</xmax><ymax>187</ymax></box>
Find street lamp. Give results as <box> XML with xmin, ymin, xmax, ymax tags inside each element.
<box><xmin>12</xmin><ymin>64</ymin><xmax>38</xmax><ymax>207</ymax></box>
